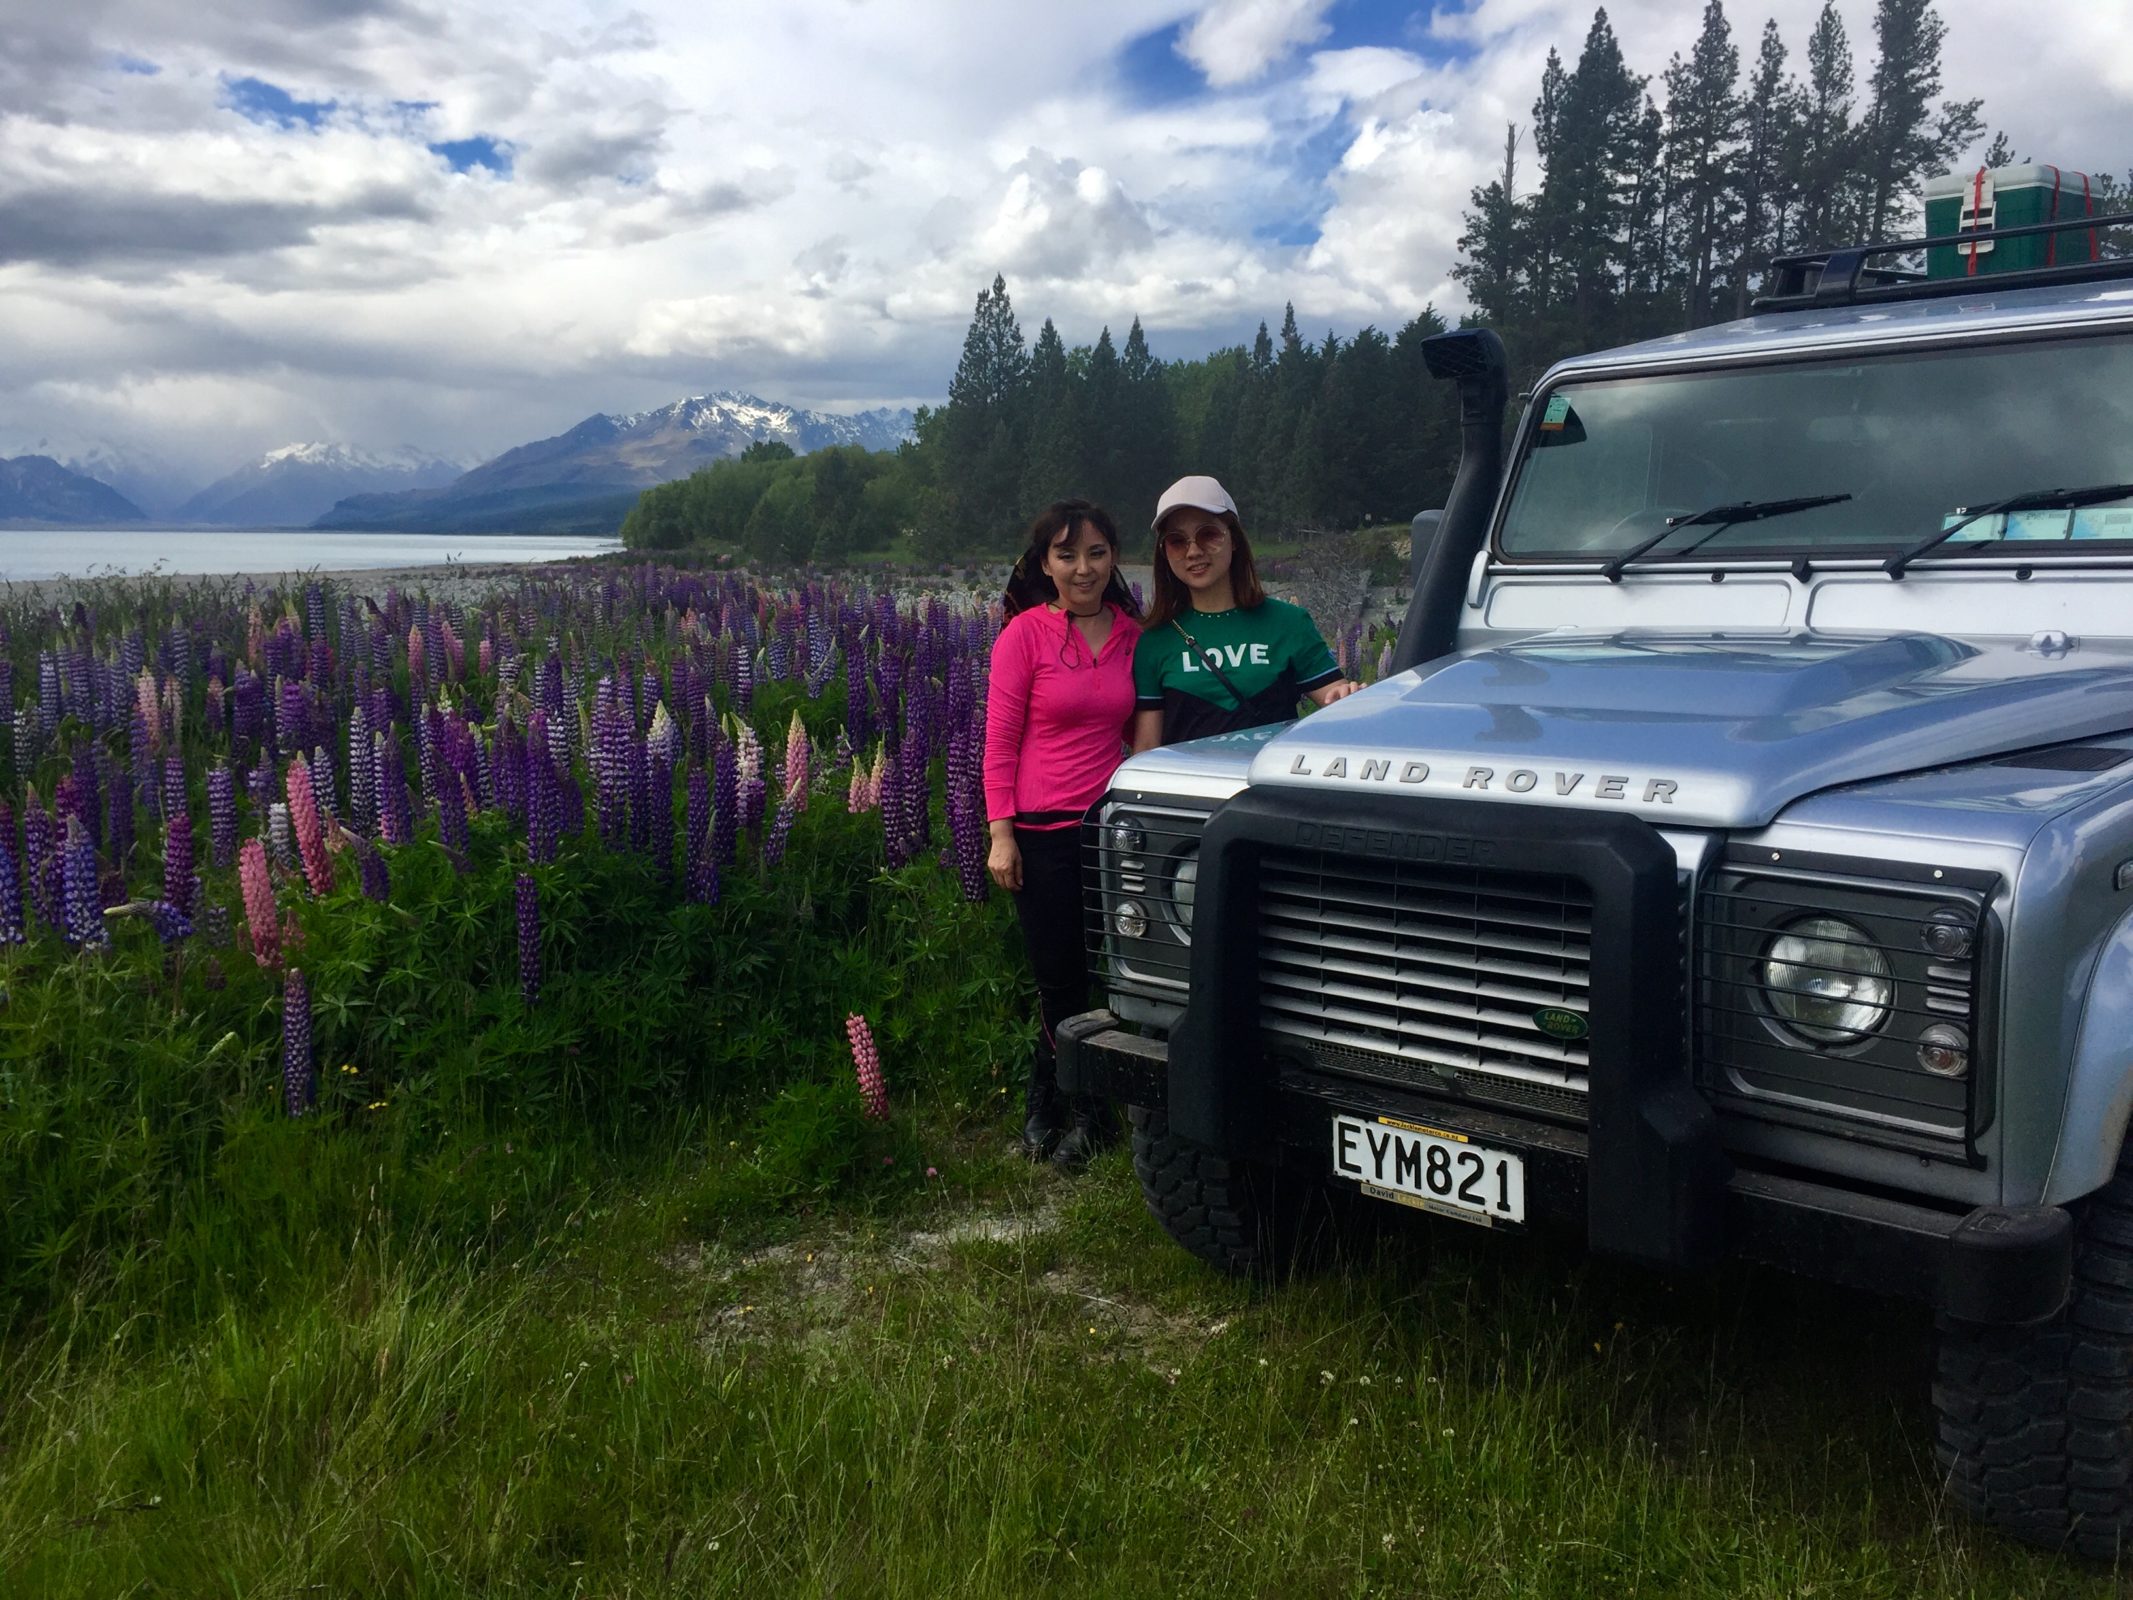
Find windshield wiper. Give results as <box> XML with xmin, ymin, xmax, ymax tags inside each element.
<box><xmin>1600</xmin><ymin>493</ymin><xmax>1853</xmax><ymax>583</ymax></box>
<box><xmin>1883</xmin><ymin>481</ymin><xmax>2133</xmax><ymax>578</ymax></box>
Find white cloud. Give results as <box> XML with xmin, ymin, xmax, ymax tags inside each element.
<box><xmin>1177</xmin><ymin>0</ymin><xmax>1338</xmax><ymax>89</ymax></box>
<box><xmin>0</xmin><ymin>0</ymin><xmax>2122</xmax><ymax>482</ymax></box>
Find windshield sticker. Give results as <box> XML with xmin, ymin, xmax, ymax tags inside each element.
<box><xmin>2073</xmin><ymin>508</ymin><xmax>2133</xmax><ymax>540</ymax></box>
<box><xmin>1540</xmin><ymin>393</ymin><xmax>1573</xmax><ymax>431</ymax></box>
<box><xmin>1947</xmin><ymin>510</ymin><xmax>2077</xmax><ymax>542</ymax></box>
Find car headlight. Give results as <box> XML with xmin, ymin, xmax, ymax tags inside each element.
<box><xmin>1172</xmin><ymin>854</ymin><xmax>1197</xmax><ymax>933</ymax></box>
<box><xmin>1108</xmin><ymin>817</ymin><xmax>1146</xmax><ymax>857</ymax></box>
<box><xmin>1759</xmin><ymin>915</ymin><xmax>1893</xmax><ymax>1046</ymax></box>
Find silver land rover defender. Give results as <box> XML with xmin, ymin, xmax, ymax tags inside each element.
<box><xmin>1059</xmin><ymin>207</ymin><xmax>2133</xmax><ymax>1556</ymax></box>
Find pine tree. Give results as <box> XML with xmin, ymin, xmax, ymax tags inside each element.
<box><xmin>1117</xmin><ymin>317</ymin><xmax>1178</xmax><ymax>523</ymax></box>
<box><xmin>1454</xmin><ymin>124</ymin><xmax>1525</xmax><ymax>325</ymax></box>
<box><xmin>1858</xmin><ymin>0</ymin><xmax>1983</xmax><ymax>240</ymax></box>
<box><xmin>1022</xmin><ymin>317</ymin><xmax>1081</xmax><ymax>512</ymax></box>
<box><xmin>1796</xmin><ymin>2</ymin><xmax>1859</xmax><ymax>248</ymax></box>
<box><xmin>1732</xmin><ymin>19</ymin><xmax>1803</xmax><ymax>316</ymax></box>
<box><xmin>1542</xmin><ymin>9</ymin><xmax>1650</xmax><ymax>337</ymax></box>
<box><xmin>1080</xmin><ymin>327</ymin><xmax>1124</xmax><ymax>512</ymax></box>
<box><xmin>1660</xmin><ymin>0</ymin><xmax>1742</xmax><ymax>327</ymax></box>
<box><xmin>1528</xmin><ymin>48</ymin><xmax>1570</xmax><ymax>303</ymax></box>
<box><xmin>939</xmin><ymin>274</ymin><xmax>1030</xmax><ymax>549</ymax></box>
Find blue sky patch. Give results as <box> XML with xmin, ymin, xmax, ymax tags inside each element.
<box><xmin>428</xmin><ymin>136</ymin><xmax>513</xmax><ymax>177</ymax></box>
<box><xmin>111</xmin><ymin>54</ymin><xmax>160</xmax><ymax>76</ymax></box>
<box><xmin>222</xmin><ymin>75</ymin><xmax>335</xmax><ymax>129</ymax></box>
<box><xmin>1114</xmin><ymin>20</ymin><xmax>1202</xmax><ymax>106</ymax></box>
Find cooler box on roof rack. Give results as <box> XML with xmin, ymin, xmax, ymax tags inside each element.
<box><xmin>1925</xmin><ymin>164</ymin><xmax>2101</xmax><ymax>279</ymax></box>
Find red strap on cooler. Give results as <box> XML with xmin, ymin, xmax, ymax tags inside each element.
<box><xmin>1966</xmin><ymin>167</ymin><xmax>1988</xmax><ymax>274</ymax></box>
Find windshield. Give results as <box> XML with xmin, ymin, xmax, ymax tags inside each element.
<box><xmin>1498</xmin><ymin>333</ymin><xmax>2133</xmax><ymax>559</ymax></box>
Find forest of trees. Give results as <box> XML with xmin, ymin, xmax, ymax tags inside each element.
<box><xmin>623</xmin><ymin>0</ymin><xmax>2120</xmax><ymax>562</ymax></box>
<box><xmin>621</xmin><ymin>286</ymin><xmax>1461</xmax><ymax>561</ymax></box>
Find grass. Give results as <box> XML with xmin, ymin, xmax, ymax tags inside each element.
<box><xmin>1</xmin><ymin>1107</ymin><xmax>2115</xmax><ymax>1598</ymax></box>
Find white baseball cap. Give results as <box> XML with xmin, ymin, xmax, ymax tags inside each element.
<box><xmin>1152</xmin><ymin>475</ymin><xmax>1238</xmax><ymax>533</ymax></box>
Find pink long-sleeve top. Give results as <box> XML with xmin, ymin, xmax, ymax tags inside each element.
<box><xmin>983</xmin><ymin>602</ymin><xmax>1139</xmax><ymax>829</ymax></box>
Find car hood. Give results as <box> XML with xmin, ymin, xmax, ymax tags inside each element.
<box><xmin>1247</xmin><ymin>629</ymin><xmax>2133</xmax><ymax>828</ymax></box>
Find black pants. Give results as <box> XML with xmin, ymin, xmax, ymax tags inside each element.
<box><xmin>1011</xmin><ymin>824</ymin><xmax>1089</xmax><ymax>1118</ymax></box>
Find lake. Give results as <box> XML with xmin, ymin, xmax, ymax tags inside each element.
<box><xmin>0</xmin><ymin>528</ymin><xmax>624</xmax><ymax>583</ymax></box>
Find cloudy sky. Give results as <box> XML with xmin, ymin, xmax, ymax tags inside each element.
<box><xmin>2</xmin><ymin>0</ymin><xmax>2127</xmax><ymax>490</ymax></box>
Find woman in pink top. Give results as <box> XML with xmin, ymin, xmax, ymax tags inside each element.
<box><xmin>984</xmin><ymin>499</ymin><xmax>1139</xmax><ymax>1167</ymax></box>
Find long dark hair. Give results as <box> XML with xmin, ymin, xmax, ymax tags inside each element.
<box><xmin>1142</xmin><ymin>507</ymin><xmax>1266</xmax><ymax>632</ymax></box>
<box><xmin>1001</xmin><ymin>499</ymin><xmax>1140</xmax><ymax>620</ymax></box>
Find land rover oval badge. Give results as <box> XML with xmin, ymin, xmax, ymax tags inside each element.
<box><xmin>1532</xmin><ymin>1007</ymin><xmax>1589</xmax><ymax>1042</ymax></box>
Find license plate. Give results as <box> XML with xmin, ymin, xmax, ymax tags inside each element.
<box><xmin>1330</xmin><ymin>1114</ymin><xmax>1526</xmax><ymax>1226</ymax></box>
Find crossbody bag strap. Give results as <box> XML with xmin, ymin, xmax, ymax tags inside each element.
<box><xmin>1170</xmin><ymin>619</ymin><xmax>1249</xmax><ymax>709</ymax></box>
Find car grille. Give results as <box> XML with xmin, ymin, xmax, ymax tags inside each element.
<box><xmin>1256</xmin><ymin>847</ymin><xmax>1594</xmax><ymax>1111</ymax></box>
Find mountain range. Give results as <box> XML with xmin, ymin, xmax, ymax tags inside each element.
<box><xmin>314</xmin><ymin>392</ymin><xmax>917</xmax><ymax>534</ymax></box>
<box><xmin>0</xmin><ymin>456</ymin><xmax>147</xmax><ymax>525</ymax></box>
<box><xmin>176</xmin><ymin>443</ymin><xmax>466</xmax><ymax>529</ymax></box>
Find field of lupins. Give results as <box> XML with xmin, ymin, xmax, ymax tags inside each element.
<box><xmin>0</xmin><ymin>560</ymin><xmax>1051</xmax><ymax>1341</ymax></box>
<box><xmin>1</xmin><ymin>565</ymin><xmax>2110</xmax><ymax>1598</ymax></box>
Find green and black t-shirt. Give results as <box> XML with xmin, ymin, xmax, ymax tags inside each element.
<box><xmin>1133</xmin><ymin>599</ymin><xmax>1342</xmax><ymax>745</ymax></box>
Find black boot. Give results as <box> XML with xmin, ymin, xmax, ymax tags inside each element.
<box><xmin>1020</xmin><ymin>1074</ymin><xmax>1065</xmax><ymax>1162</ymax></box>
<box><xmin>1050</xmin><ymin>1097</ymin><xmax>1118</xmax><ymax>1173</ymax></box>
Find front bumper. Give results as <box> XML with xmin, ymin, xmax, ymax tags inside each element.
<box><xmin>1058</xmin><ymin>1013</ymin><xmax>2072</xmax><ymax>1326</ymax></box>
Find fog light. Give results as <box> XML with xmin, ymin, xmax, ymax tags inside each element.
<box><xmin>1108</xmin><ymin>817</ymin><xmax>1146</xmax><ymax>857</ymax></box>
<box><xmin>1113</xmin><ymin>899</ymin><xmax>1149</xmax><ymax>939</ymax></box>
<box><xmin>1917</xmin><ymin>1023</ymin><xmax>1971</xmax><ymax>1078</ymax></box>
<box><xmin>1921</xmin><ymin>908</ymin><xmax>1974</xmax><ymax>960</ymax></box>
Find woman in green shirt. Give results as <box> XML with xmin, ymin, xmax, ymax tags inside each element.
<box><xmin>1133</xmin><ymin>475</ymin><xmax>1360</xmax><ymax>750</ymax></box>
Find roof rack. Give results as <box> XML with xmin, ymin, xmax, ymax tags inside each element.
<box><xmin>1754</xmin><ymin>210</ymin><xmax>2133</xmax><ymax>312</ymax></box>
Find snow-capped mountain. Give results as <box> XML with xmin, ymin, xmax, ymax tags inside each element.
<box><xmin>179</xmin><ymin>443</ymin><xmax>468</xmax><ymax>528</ymax></box>
<box><xmin>316</xmin><ymin>391</ymin><xmax>917</xmax><ymax>533</ymax></box>
<box><xmin>606</xmin><ymin>392</ymin><xmax>917</xmax><ymax>455</ymax></box>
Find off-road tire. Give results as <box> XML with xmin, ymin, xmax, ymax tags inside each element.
<box><xmin>1935</xmin><ymin>1145</ymin><xmax>2133</xmax><ymax>1559</ymax></box>
<box><xmin>1130</xmin><ymin>1106</ymin><xmax>1343</xmax><ymax>1280</ymax></box>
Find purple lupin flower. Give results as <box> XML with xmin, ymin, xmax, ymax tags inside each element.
<box><xmin>683</xmin><ymin>767</ymin><xmax>717</xmax><ymax>903</ymax></box>
<box><xmin>308</xmin><ymin>746</ymin><xmax>337</xmax><ymax>825</ymax></box>
<box><xmin>711</xmin><ymin>729</ymin><xmax>738</xmax><ymax>866</ymax></box>
<box><xmin>516</xmin><ymin>873</ymin><xmax>540</xmax><ymax>1008</ymax></box>
<box><xmin>161</xmin><ymin>754</ymin><xmax>186</xmax><ymax>822</ymax></box>
<box><xmin>761</xmin><ymin>793</ymin><xmax>796</xmax><ymax>868</ymax></box>
<box><xmin>377</xmin><ymin>729</ymin><xmax>413</xmax><ymax>845</ymax></box>
<box><xmin>353</xmin><ymin>837</ymin><xmax>390</xmax><ymax>902</ymax></box>
<box><xmin>207</xmin><ymin>764</ymin><xmax>237</xmax><ymax>868</ymax></box>
<box><xmin>61</xmin><ymin>816</ymin><xmax>107</xmax><ymax>950</ymax></box>
<box><xmin>282</xmin><ymin>967</ymin><xmax>314</xmax><ymax>1118</ymax></box>
<box><xmin>23</xmin><ymin>798</ymin><xmax>59</xmax><ymax>933</ymax></box>
<box><xmin>527</xmin><ymin>741</ymin><xmax>560</xmax><ymax>866</ymax></box>
<box><xmin>164</xmin><ymin>812</ymin><xmax>196</xmax><ymax>919</ymax></box>
<box><xmin>437</xmin><ymin>769</ymin><xmax>470</xmax><ymax>866</ymax></box>
<box><xmin>347</xmin><ymin>704</ymin><xmax>375</xmax><ymax>834</ymax></box>
<box><xmin>0</xmin><ymin>837</ymin><xmax>23</xmax><ymax>945</ymax></box>
<box><xmin>125</xmin><ymin>899</ymin><xmax>192</xmax><ymax>945</ymax></box>
<box><xmin>646</xmin><ymin>747</ymin><xmax>673</xmax><ymax>880</ymax></box>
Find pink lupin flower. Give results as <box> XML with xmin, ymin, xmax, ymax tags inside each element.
<box><xmin>134</xmin><ymin>669</ymin><xmax>161</xmax><ymax>751</ymax></box>
<box><xmin>238</xmin><ymin>837</ymin><xmax>280</xmax><ymax>968</ymax></box>
<box><xmin>478</xmin><ymin>637</ymin><xmax>494</xmax><ymax>678</ymax></box>
<box><xmin>866</xmin><ymin>744</ymin><xmax>888</xmax><ymax>811</ymax></box>
<box><xmin>784</xmin><ymin>709</ymin><xmax>811</xmax><ymax>811</ymax></box>
<box><xmin>285</xmin><ymin>759</ymin><xmax>334</xmax><ymax>897</ymax></box>
<box><xmin>847</xmin><ymin>757</ymin><xmax>869</xmax><ymax>815</ymax></box>
<box><xmin>407</xmin><ymin>625</ymin><xmax>426</xmax><ymax>690</ymax></box>
<box><xmin>847</xmin><ymin>1014</ymin><xmax>887</xmax><ymax>1120</ymax></box>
